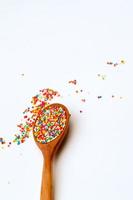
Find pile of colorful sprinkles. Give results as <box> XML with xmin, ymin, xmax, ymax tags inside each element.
<box><xmin>33</xmin><ymin>105</ymin><xmax>67</xmax><ymax>144</ymax></box>
<box><xmin>0</xmin><ymin>88</ymin><xmax>60</xmax><ymax>148</ymax></box>
<box><xmin>0</xmin><ymin>58</ymin><xmax>126</xmax><ymax>149</ymax></box>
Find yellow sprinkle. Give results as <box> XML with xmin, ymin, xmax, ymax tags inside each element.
<box><xmin>120</xmin><ymin>60</ymin><xmax>125</xmax><ymax>64</ymax></box>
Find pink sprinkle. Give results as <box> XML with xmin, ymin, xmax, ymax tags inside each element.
<box><xmin>81</xmin><ymin>99</ymin><xmax>86</xmax><ymax>102</ymax></box>
<box><xmin>68</xmin><ymin>80</ymin><xmax>77</xmax><ymax>85</ymax></box>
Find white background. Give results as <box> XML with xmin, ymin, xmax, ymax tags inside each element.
<box><xmin>0</xmin><ymin>0</ymin><xmax>133</xmax><ymax>199</ymax></box>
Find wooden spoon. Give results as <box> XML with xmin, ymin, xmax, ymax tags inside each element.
<box><xmin>33</xmin><ymin>103</ymin><xmax>70</xmax><ymax>200</ymax></box>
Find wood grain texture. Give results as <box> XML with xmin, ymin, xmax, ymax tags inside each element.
<box><xmin>33</xmin><ymin>103</ymin><xmax>70</xmax><ymax>200</ymax></box>
<box><xmin>41</xmin><ymin>156</ymin><xmax>53</xmax><ymax>200</ymax></box>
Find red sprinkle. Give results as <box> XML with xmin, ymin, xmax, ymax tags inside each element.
<box><xmin>68</xmin><ymin>80</ymin><xmax>77</xmax><ymax>85</ymax></box>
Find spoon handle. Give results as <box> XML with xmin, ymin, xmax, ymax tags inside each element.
<box><xmin>41</xmin><ymin>157</ymin><xmax>53</xmax><ymax>200</ymax></box>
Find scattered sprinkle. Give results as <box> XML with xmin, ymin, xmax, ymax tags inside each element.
<box><xmin>0</xmin><ymin>137</ymin><xmax>6</xmax><ymax>145</ymax></box>
<box><xmin>7</xmin><ymin>142</ymin><xmax>12</xmax><ymax>147</ymax></box>
<box><xmin>120</xmin><ymin>60</ymin><xmax>125</xmax><ymax>64</ymax></box>
<box><xmin>107</xmin><ymin>61</ymin><xmax>113</xmax><ymax>65</ymax></box>
<box><xmin>113</xmin><ymin>63</ymin><xmax>118</xmax><ymax>67</ymax></box>
<box><xmin>68</xmin><ymin>80</ymin><xmax>77</xmax><ymax>85</ymax></box>
<box><xmin>107</xmin><ymin>59</ymin><xmax>126</xmax><ymax>67</ymax></box>
<box><xmin>75</xmin><ymin>89</ymin><xmax>83</xmax><ymax>94</ymax></box>
<box><xmin>81</xmin><ymin>99</ymin><xmax>86</xmax><ymax>102</ymax></box>
<box><xmin>97</xmin><ymin>96</ymin><xmax>102</xmax><ymax>99</ymax></box>
<box><xmin>97</xmin><ymin>74</ymin><xmax>106</xmax><ymax>80</ymax></box>
<box><xmin>111</xmin><ymin>95</ymin><xmax>124</xmax><ymax>99</ymax></box>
